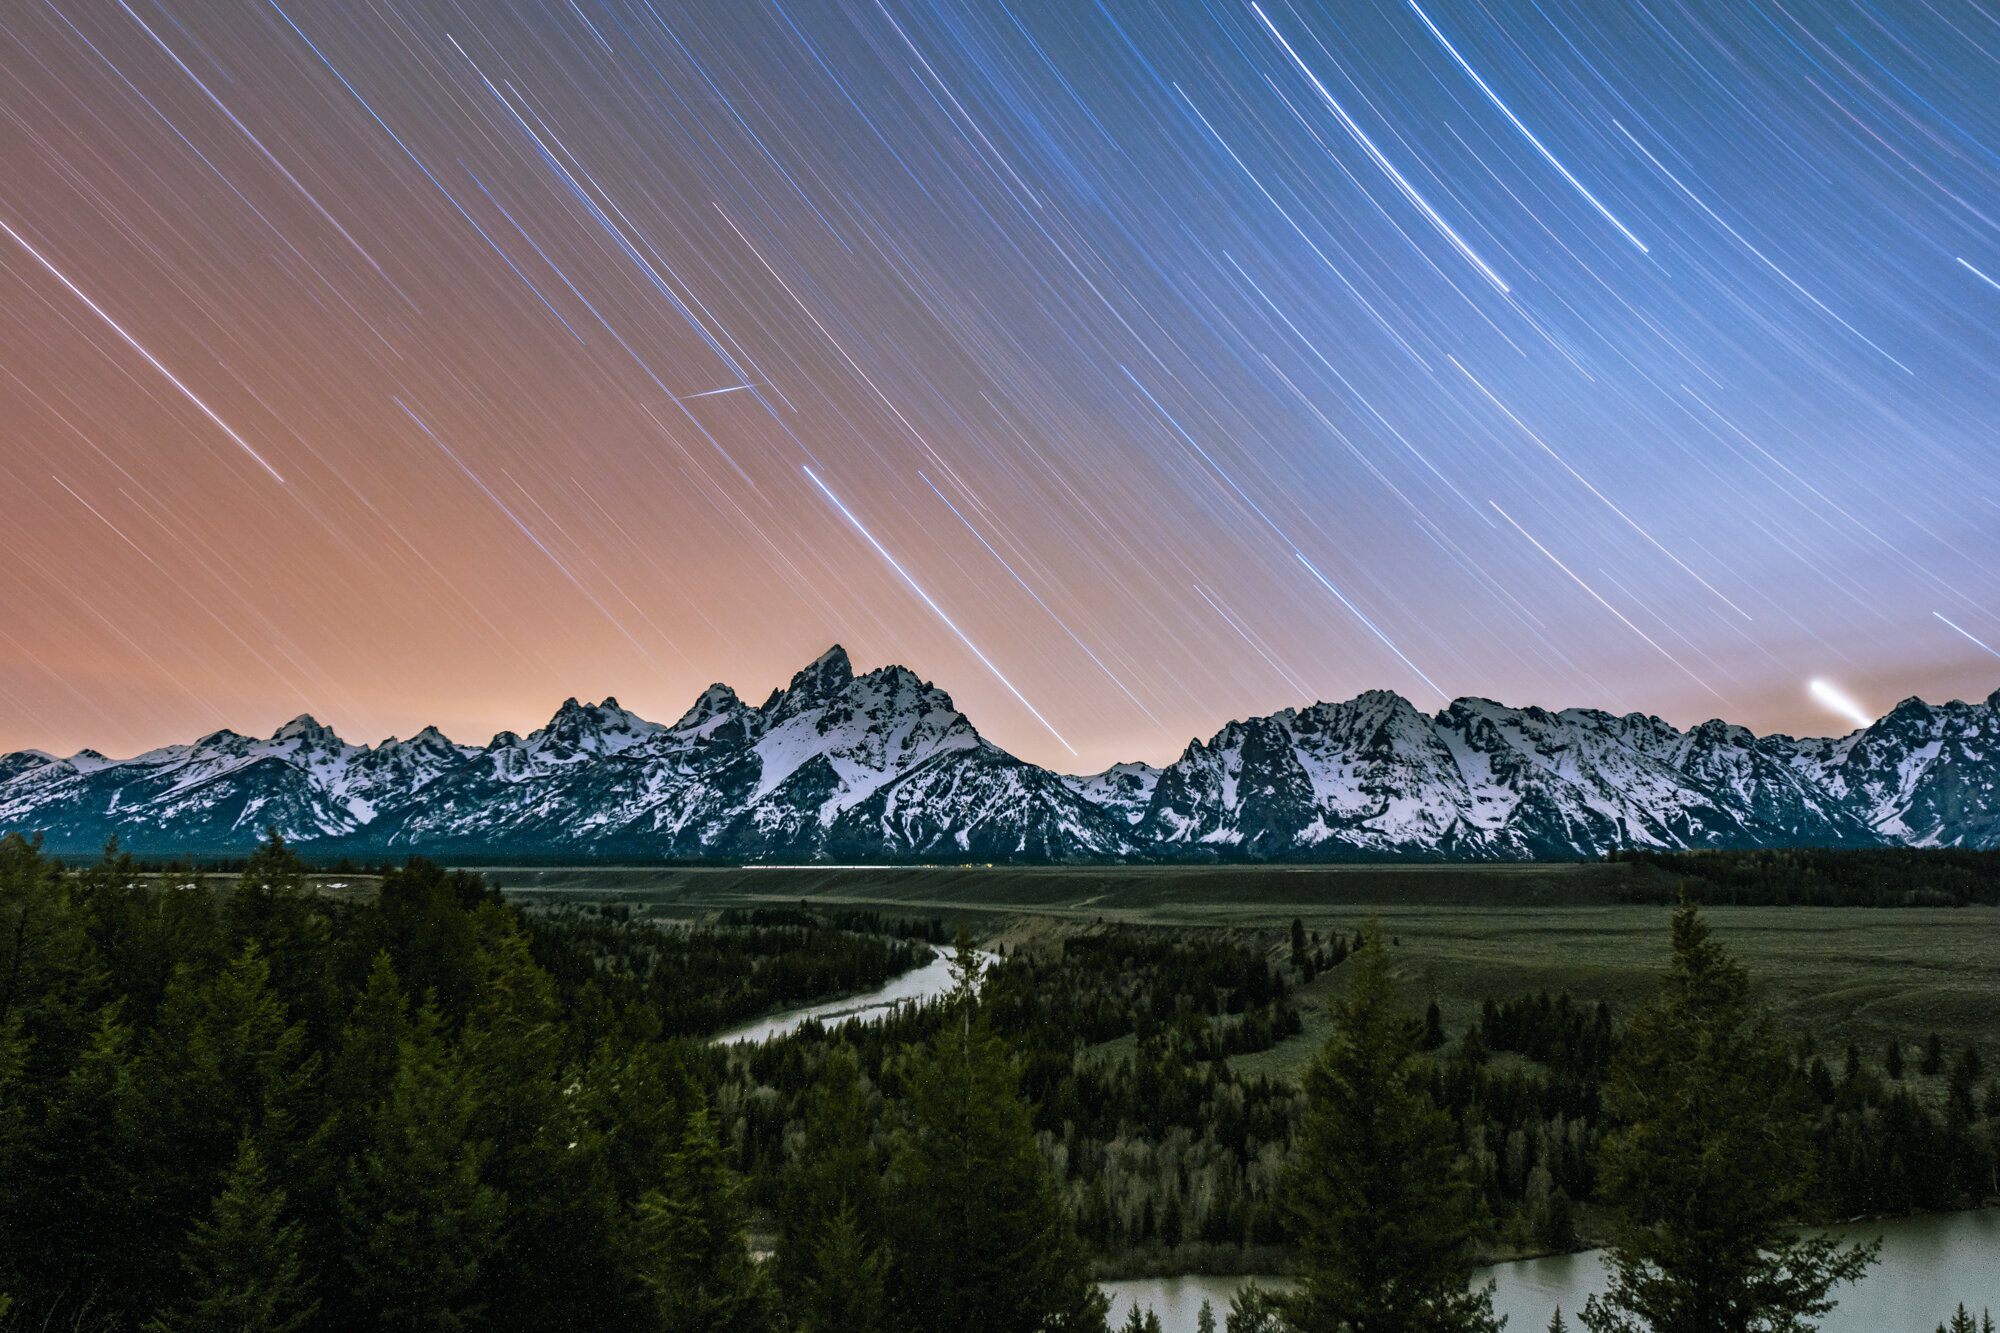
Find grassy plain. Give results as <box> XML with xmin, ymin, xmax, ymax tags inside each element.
<box><xmin>489</xmin><ymin>861</ymin><xmax>2000</xmax><ymax>1084</ymax></box>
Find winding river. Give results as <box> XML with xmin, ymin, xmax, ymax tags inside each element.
<box><xmin>717</xmin><ymin>970</ymin><xmax>1999</xmax><ymax>1332</ymax></box>
<box><xmin>711</xmin><ymin>948</ymin><xmax>997</xmax><ymax>1045</ymax></box>
<box><xmin>1102</xmin><ymin>1209</ymin><xmax>2000</xmax><ymax>1333</ymax></box>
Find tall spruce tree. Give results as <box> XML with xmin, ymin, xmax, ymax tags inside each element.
<box><xmin>776</xmin><ymin>1044</ymin><xmax>887</xmax><ymax>1333</ymax></box>
<box><xmin>1581</xmin><ymin>905</ymin><xmax>1875</xmax><ymax>1333</ymax></box>
<box><xmin>629</xmin><ymin>1097</ymin><xmax>765</xmax><ymax>1333</ymax></box>
<box><xmin>1281</xmin><ymin>921</ymin><xmax>1499</xmax><ymax>1333</ymax></box>
<box><xmin>885</xmin><ymin>932</ymin><xmax>1108</xmax><ymax>1333</ymax></box>
<box><xmin>146</xmin><ymin>1136</ymin><xmax>317</xmax><ymax>1333</ymax></box>
<box><xmin>338</xmin><ymin>1005</ymin><xmax>506</xmax><ymax>1333</ymax></box>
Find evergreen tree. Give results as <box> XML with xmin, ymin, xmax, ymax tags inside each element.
<box><xmin>1197</xmin><ymin>1298</ymin><xmax>1218</xmax><ymax>1333</ymax></box>
<box><xmin>1549</xmin><ymin>1310</ymin><xmax>1569</xmax><ymax>1333</ymax></box>
<box><xmin>1934</xmin><ymin>1306</ymin><xmax>1990</xmax><ymax>1333</ymax></box>
<box><xmin>1281</xmin><ymin>922</ymin><xmax>1499</xmax><ymax>1333</ymax></box>
<box><xmin>628</xmin><ymin>1098</ymin><xmax>765</xmax><ymax>1333</ymax></box>
<box><xmin>1118</xmin><ymin>1304</ymin><xmax>1165</xmax><ymax>1333</ymax></box>
<box><xmin>1886</xmin><ymin>1041</ymin><xmax>1904</xmax><ymax>1080</ymax></box>
<box><xmin>146</xmin><ymin>1137</ymin><xmax>316</xmax><ymax>1333</ymax></box>
<box><xmin>1224</xmin><ymin>1284</ymin><xmax>1286</xmax><ymax>1333</ymax></box>
<box><xmin>885</xmin><ymin>932</ymin><xmax>1107</xmax><ymax>1333</ymax></box>
<box><xmin>777</xmin><ymin>1044</ymin><xmax>886</xmax><ymax>1332</ymax></box>
<box><xmin>338</xmin><ymin>1006</ymin><xmax>506</xmax><ymax>1333</ymax></box>
<box><xmin>1581</xmin><ymin>905</ymin><xmax>1876</xmax><ymax>1333</ymax></box>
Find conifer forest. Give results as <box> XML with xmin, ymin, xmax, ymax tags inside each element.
<box><xmin>2</xmin><ymin>832</ymin><xmax>1996</xmax><ymax>1331</ymax></box>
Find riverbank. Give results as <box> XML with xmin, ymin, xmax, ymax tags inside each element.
<box><xmin>1102</xmin><ymin>1208</ymin><xmax>2000</xmax><ymax>1333</ymax></box>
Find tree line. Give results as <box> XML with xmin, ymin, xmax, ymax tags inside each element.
<box><xmin>0</xmin><ymin>831</ymin><xmax>1105</xmax><ymax>1331</ymax></box>
<box><xmin>1608</xmin><ymin>846</ymin><xmax>2000</xmax><ymax>906</ymax></box>
<box><xmin>5</xmin><ymin>827</ymin><xmax>1994</xmax><ymax>1331</ymax></box>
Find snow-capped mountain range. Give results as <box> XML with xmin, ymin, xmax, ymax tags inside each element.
<box><xmin>4</xmin><ymin>645</ymin><xmax>1998</xmax><ymax>860</ymax></box>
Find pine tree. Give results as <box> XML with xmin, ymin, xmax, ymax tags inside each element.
<box><xmin>1549</xmin><ymin>1311</ymin><xmax>1569</xmax><ymax>1333</ymax></box>
<box><xmin>1197</xmin><ymin>1298</ymin><xmax>1218</xmax><ymax>1333</ymax></box>
<box><xmin>1118</xmin><ymin>1303</ymin><xmax>1158</xmax><ymax>1333</ymax></box>
<box><xmin>1281</xmin><ymin>922</ymin><xmax>1499</xmax><ymax>1333</ymax></box>
<box><xmin>338</xmin><ymin>1007</ymin><xmax>506</xmax><ymax>1332</ymax></box>
<box><xmin>146</xmin><ymin>1137</ymin><xmax>317</xmax><ymax>1333</ymax></box>
<box><xmin>885</xmin><ymin>931</ymin><xmax>1108</xmax><ymax>1333</ymax></box>
<box><xmin>777</xmin><ymin>1045</ymin><xmax>886</xmax><ymax>1332</ymax></box>
<box><xmin>1887</xmin><ymin>1041</ymin><xmax>1905</xmax><ymax>1080</ymax></box>
<box><xmin>629</xmin><ymin>1098</ymin><xmax>765</xmax><ymax>1333</ymax></box>
<box><xmin>1580</xmin><ymin>905</ymin><xmax>1876</xmax><ymax>1333</ymax></box>
<box><xmin>1936</xmin><ymin>1305</ymin><xmax>1981</xmax><ymax>1333</ymax></box>
<box><xmin>1225</xmin><ymin>1284</ymin><xmax>1286</xmax><ymax>1333</ymax></box>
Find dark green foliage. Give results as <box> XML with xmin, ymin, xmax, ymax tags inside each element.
<box><xmin>721</xmin><ymin>925</ymin><xmax>1305</xmax><ymax>1268</ymax></box>
<box><xmin>1581</xmin><ymin>905</ymin><xmax>1876</xmax><ymax>1333</ymax></box>
<box><xmin>1608</xmin><ymin>846</ymin><xmax>2000</xmax><ymax>906</ymax></box>
<box><xmin>981</xmin><ymin>925</ymin><xmax>1300</xmax><ymax>1059</ymax></box>
<box><xmin>885</xmin><ymin>937</ymin><xmax>1108</xmax><ymax>1333</ymax></box>
<box><xmin>1933</xmin><ymin>1307</ymin><xmax>1995</xmax><ymax>1333</ymax></box>
<box><xmin>1923</xmin><ymin>1032</ymin><xmax>1946</xmax><ymax>1076</ymax></box>
<box><xmin>147</xmin><ymin>1137</ymin><xmax>317</xmax><ymax>1333</ymax></box>
<box><xmin>337</xmin><ymin>1004</ymin><xmax>506</xmax><ymax>1332</ymax></box>
<box><xmin>1282</xmin><ymin>923</ymin><xmax>1500</xmax><ymax>1333</ymax></box>
<box><xmin>526</xmin><ymin>902</ymin><xmax>934</xmax><ymax>1036</ymax></box>
<box><xmin>0</xmin><ymin>832</ymin><xmax>1129</xmax><ymax>1332</ymax></box>
<box><xmin>629</xmin><ymin>1099</ymin><xmax>767</xmax><ymax>1333</ymax></box>
<box><xmin>1118</xmin><ymin>1304</ymin><xmax>1165</xmax><ymax>1333</ymax></box>
<box><xmin>1224</xmin><ymin>1283</ymin><xmax>1287</xmax><ymax>1333</ymax></box>
<box><xmin>775</xmin><ymin>1045</ymin><xmax>886</xmax><ymax>1333</ymax></box>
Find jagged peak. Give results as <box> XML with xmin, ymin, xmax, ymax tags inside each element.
<box><xmin>785</xmin><ymin>644</ymin><xmax>854</xmax><ymax>696</ymax></box>
<box><xmin>272</xmin><ymin>714</ymin><xmax>342</xmax><ymax>744</ymax></box>
<box><xmin>674</xmin><ymin>682</ymin><xmax>741</xmax><ymax>720</ymax></box>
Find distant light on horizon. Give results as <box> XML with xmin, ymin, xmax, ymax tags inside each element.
<box><xmin>1809</xmin><ymin>679</ymin><xmax>1874</xmax><ymax>731</ymax></box>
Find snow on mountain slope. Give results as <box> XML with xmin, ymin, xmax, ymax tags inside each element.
<box><xmin>3</xmin><ymin>650</ymin><xmax>1997</xmax><ymax>859</ymax></box>
<box><xmin>1061</xmin><ymin>762</ymin><xmax>1160</xmax><ymax>826</ymax></box>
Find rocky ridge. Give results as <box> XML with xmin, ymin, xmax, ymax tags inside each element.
<box><xmin>4</xmin><ymin>646</ymin><xmax>1997</xmax><ymax>860</ymax></box>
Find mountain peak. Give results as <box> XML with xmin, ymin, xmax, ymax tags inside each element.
<box><xmin>272</xmin><ymin>714</ymin><xmax>340</xmax><ymax>745</ymax></box>
<box><xmin>538</xmin><ymin>696</ymin><xmax>660</xmax><ymax>750</ymax></box>
<box><xmin>672</xmin><ymin>682</ymin><xmax>745</xmax><ymax>734</ymax></box>
<box><xmin>793</xmin><ymin>644</ymin><xmax>853</xmax><ymax>690</ymax></box>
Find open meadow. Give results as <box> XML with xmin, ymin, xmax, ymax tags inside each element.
<box><xmin>491</xmin><ymin>860</ymin><xmax>2000</xmax><ymax>1084</ymax></box>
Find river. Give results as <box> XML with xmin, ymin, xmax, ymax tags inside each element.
<box><xmin>716</xmin><ymin>971</ymin><xmax>2000</xmax><ymax>1330</ymax></box>
<box><xmin>1102</xmin><ymin>1209</ymin><xmax>2000</xmax><ymax>1332</ymax></box>
<box><xmin>711</xmin><ymin>948</ymin><xmax>998</xmax><ymax>1045</ymax></box>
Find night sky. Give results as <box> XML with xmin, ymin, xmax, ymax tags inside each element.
<box><xmin>5</xmin><ymin>0</ymin><xmax>2000</xmax><ymax>773</ymax></box>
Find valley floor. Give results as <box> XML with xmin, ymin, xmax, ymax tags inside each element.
<box><xmin>490</xmin><ymin>861</ymin><xmax>2000</xmax><ymax>1059</ymax></box>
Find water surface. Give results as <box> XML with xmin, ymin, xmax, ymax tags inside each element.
<box><xmin>711</xmin><ymin>949</ymin><xmax>996</xmax><ymax>1044</ymax></box>
<box><xmin>1103</xmin><ymin>1209</ymin><xmax>2000</xmax><ymax>1333</ymax></box>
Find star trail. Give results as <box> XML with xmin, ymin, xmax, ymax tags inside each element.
<box><xmin>4</xmin><ymin>0</ymin><xmax>2000</xmax><ymax>771</ymax></box>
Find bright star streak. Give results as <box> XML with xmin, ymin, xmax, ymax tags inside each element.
<box><xmin>1405</xmin><ymin>0</ymin><xmax>1648</xmax><ymax>252</ymax></box>
<box><xmin>1959</xmin><ymin>258</ymin><xmax>2000</xmax><ymax>293</ymax></box>
<box><xmin>1809</xmin><ymin>678</ymin><xmax>1873</xmax><ymax>729</ymax></box>
<box><xmin>805</xmin><ymin>467</ymin><xmax>1075</xmax><ymax>755</ymax></box>
<box><xmin>0</xmin><ymin>215</ymin><xmax>285</xmax><ymax>484</ymax></box>
<box><xmin>1491</xmin><ymin>502</ymin><xmax>1733</xmax><ymax>707</ymax></box>
<box><xmin>1934</xmin><ymin>612</ymin><xmax>2000</xmax><ymax>659</ymax></box>
<box><xmin>1254</xmin><ymin>3</ymin><xmax>1512</xmax><ymax>293</ymax></box>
